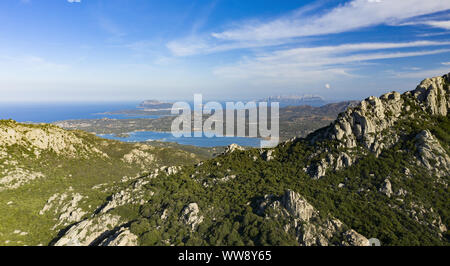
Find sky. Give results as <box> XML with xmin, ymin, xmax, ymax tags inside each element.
<box><xmin>0</xmin><ymin>0</ymin><xmax>449</xmax><ymax>102</ymax></box>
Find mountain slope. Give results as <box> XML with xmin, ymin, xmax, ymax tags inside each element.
<box><xmin>49</xmin><ymin>73</ymin><xmax>449</xmax><ymax>246</ymax></box>
<box><xmin>0</xmin><ymin>121</ymin><xmax>209</xmax><ymax>245</ymax></box>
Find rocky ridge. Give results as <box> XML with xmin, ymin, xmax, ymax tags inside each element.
<box><xmin>258</xmin><ymin>190</ymin><xmax>369</xmax><ymax>246</ymax></box>
<box><xmin>305</xmin><ymin>73</ymin><xmax>450</xmax><ymax>178</ymax></box>
<box><xmin>0</xmin><ymin>120</ymin><xmax>107</xmax><ymax>158</ymax></box>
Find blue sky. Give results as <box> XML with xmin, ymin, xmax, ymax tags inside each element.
<box><xmin>0</xmin><ymin>0</ymin><xmax>449</xmax><ymax>102</ymax></box>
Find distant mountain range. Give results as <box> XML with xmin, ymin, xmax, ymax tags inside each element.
<box><xmin>137</xmin><ymin>100</ymin><xmax>173</xmax><ymax>111</ymax></box>
<box><xmin>258</xmin><ymin>94</ymin><xmax>327</xmax><ymax>107</ymax></box>
<box><xmin>125</xmin><ymin>95</ymin><xmax>328</xmax><ymax>116</ymax></box>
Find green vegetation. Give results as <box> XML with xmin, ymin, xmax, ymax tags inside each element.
<box><xmin>0</xmin><ymin>122</ymin><xmax>210</xmax><ymax>246</ymax></box>
<box><xmin>108</xmin><ymin>112</ymin><xmax>449</xmax><ymax>246</ymax></box>
<box><xmin>0</xmin><ymin>82</ymin><xmax>449</xmax><ymax>246</ymax></box>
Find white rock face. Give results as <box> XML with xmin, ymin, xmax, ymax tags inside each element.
<box><xmin>180</xmin><ymin>203</ymin><xmax>204</xmax><ymax>231</ymax></box>
<box><xmin>379</xmin><ymin>179</ymin><xmax>393</xmax><ymax>198</ymax></box>
<box><xmin>160</xmin><ymin>165</ymin><xmax>181</xmax><ymax>175</ymax></box>
<box><xmin>341</xmin><ymin>229</ymin><xmax>370</xmax><ymax>246</ymax></box>
<box><xmin>260</xmin><ymin>190</ymin><xmax>369</xmax><ymax>246</ymax></box>
<box><xmin>54</xmin><ymin>214</ymin><xmax>122</xmax><ymax>246</ymax></box>
<box><xmin>282</xmin><ymin>190</ymin><xmax>315</xmax><ymax>222</ymax></box>
<box><xmin>415</xmin><ymin>130</ymin><xmax>450</xmax><ymax>177</ymax></box>
<box><xmin>335</xmin><ymin>152</ymin><xmax>352</xmax><ymax>170</ymax></box>
<box><xmin>222</xmin><ymin>144</ymin><xmax>244</xmax><ymax>155</ymax></box>
<box><xmin>305</xmin><ymin>73</ymin><xmax>450</xmax><ymax>179</ymax></box>
<box><xmin>412</xmin><ymin>75</ymin><xmax>449</xmax><ymax>116</ymax></box>
<box><xmin>100</xmin><ymin>178</ymin><xmax>154</xmax><ymax>213</ymax></box>
<box><xmin>40</xmin><ymin>192</ymin><xmax>87</xmax><ymax>229</ymax></box>
<box><xmin>327</xmin><ymin>91</ymin><xmax>404</xmax><ymax>153</ymax></box>
<box><xmin>100</xmin><ymin>227</ymin><xmax>138</xmax><ymax>246</ymax></box>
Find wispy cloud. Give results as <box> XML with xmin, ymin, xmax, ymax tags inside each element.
<box><xmin>420</xmin><ymin>20</ymin><xmax>450</xmax><ymax>30</ymax></box>
<box><xmin>397</xmin><ymin>20</ymin><xmax>450</xmax><ymax>30</ymax></box>
<box><xmin>391</xmin><ymin>67</ymin><xmax>450</xmax><ymax>79</ymax></box>
<box><xmin>167</xmin><ymin>0</ymin><xmax>450</xmax><ymax>57</ymax></box>
<box><xmin>212</xmin><ymin>0</ymin><xmax>450</xmax><ymax>41</ymax></box>
<box><xmin>98</xmin><ymin>16</ymin><xmax>125</xmax><ymax>39</ymax></box>
<box><xmin>68</xmin><ymin>0</ymin><xmax>81</xmax><ymax>3</ymax></box>
<box><xmin>213</xmin><ymin>41</ymin><xmax>450</xmax><ymax>82</ymax></box>
<box><xmin>166</xmin><ymin>37</ymin><xmax>296</xmax><ymax>56</ymax></box>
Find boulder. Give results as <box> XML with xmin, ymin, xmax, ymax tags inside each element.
<box><xmin>180</xmin><ymin>203</ymin><xmax>204</xmax><ymax>231</ymax></box>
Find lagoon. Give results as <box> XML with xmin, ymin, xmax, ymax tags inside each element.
<box><xmin>98</xmin><ymin>131</ymin><xmax>261</xmax><ymax>147</ymax></box>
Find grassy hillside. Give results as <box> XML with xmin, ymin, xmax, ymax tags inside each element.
<box><xmin>0</xmin><ymin>120</ymin><xmax>210</xmax><ymax>245</ymax></box>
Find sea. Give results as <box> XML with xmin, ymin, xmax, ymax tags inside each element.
<box><xmin>0</xmin><ymin>102</ymin><xmax>261</xmax><ymax>147</ymax></box>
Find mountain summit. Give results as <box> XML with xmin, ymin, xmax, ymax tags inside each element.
<box><xmin>305</xmin><ymin>73</ymin><xmax>450</xmax><ymax>179</ymax></box>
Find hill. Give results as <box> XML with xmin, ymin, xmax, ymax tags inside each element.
<box><xmin>1</xmin><ymin>73</ymin><xmax>449</xmax><ymax>246</ymax></box>
<box><xmin>49</xmin><ymin>73</ymin><xmax>449</xmax><ymax>246</ymax></box>
<box><xmin>0</xmin><ymin>121</ymin><xmax>209</xmax><ymax>245</ymax></box>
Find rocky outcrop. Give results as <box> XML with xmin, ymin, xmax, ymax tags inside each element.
<box><xmin>262</xmin><ymin>149</ymin><xmax>275</xmax><ymax>161</ymax></box>
<box><xmin>100</xmin><ymin>227</ymin><xmax>138</xmax><ymax>246</ymax></box>
<box><xmin>305</xmin><ymin>73</ymin><xmax>450</xmax><ymax>179</ymax></box>
<box><xmin>306</xmin><ymin>152</ymin><xmax>353</xmax><ymax>179</ymax></box>
<box><xmin>222</xmin><ymin>144</ymin><xmax>244</xmax><ymax>155</ymax></box>
<box><xmin>325</xmin><ymin>91</ymin><xmax>404</xmax><ymax>153</ymax></box>
<box><xmin>54</xmin><ymin>213</ymin><xmax>122</xmax><ymax>246</ymax></box>
<box><xmin>327</xmin><ymin>73</ymin><xmax>449</xmax><ymax>151</ymax></box>
<box><xmin>282</xmin><ymin>190</ymin><xmax>315</xmax><ymax>222</ymax></box>
<box><xmin>379</xmin><ymin>179</ymin><xmax>393</xmax><ymax>198</ymax></box>
<box><xmin>0</xmin><ymin>169</ymin><xmax>44</xmax><ymax>191</ymax></box>
<box><xmin>180</xmin><ymin>203</ymin><xmax>204</xmax><ymax>231</ymax></box>
<box><xmin>258</xmin><ymin>190</ymin><xmax>369</xmax><ymax>246</ymax></box>
<box><xmin>335</xmin><ymin>152</ymin><xmax>353</xmax><ymax>170</ymax></box>
<box><xmin>99</xmin><ymin>178</ymin><xmax>154</xmax><ymax>214</ymax></box>
<box><xmin>402</xmin><ymin>202</ymin><xmax>448</xmax><ymax>238</ymax></box>
<box><xmin>122</xmin><ymin>144</ymin><xmax>155</xmax><ymax>168</ymax></box>
<box><xmin>415</xmin><ymin>130</ymin><xmax>450</xmax><ymax>177</ymax></box>
<box><xmin>160</xmin><ymin>165</ymin><xmax>181</xmax><ymax>176</ymax></box>
<box><xmin>40</xmin><ymin>192</ymin><xmax>87</xmax><ymax>229</ymax></box>
<box><xmin>341</xmin><ymin>229</ymin><xmax>370</xmax><ymax>246</ymax></box>
<box><xmin>0</xmin><ymin>120</ymin><xmax>107</xmax><ymax>158</ymax></box>
<box><xmin>411</xmin><ymin>74</ymin><xmax>449</xmax><ymax>116</ymax></box>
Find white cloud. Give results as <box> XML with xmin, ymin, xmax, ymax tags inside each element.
<box><xmin>397</xmin><ymin>20</ymin><xmax>450</xmax><ymax>30</ymax></box>
<box><xmin>213</xmin><ymin>41</ymin><xmax>450</xmax><ymax>82</ymax></box>
<box><xmin>325</xmin><ymin>83</ymin><xmax>331</xmax><ymax>89</ymax></box>
<box><xmin>68</xmin><ymin>0</ymin><xmax>81</xmax><ymax>3</ymax></box>
<box><xmin>442</xmin><ymin>62</ymin><xmax>450</xmax><ymax>65</ymax></box>
<box><xmin>211</xmin><ymin>0</ymin><xmax>450</xmax><ymax>42</ymax></box>
<box><xmin>167</xmin><ymin>0</ymin><xmax>450</xmax><ymax>57</ymax></box>
<box><xmin>422</xmin><ymin>20</ymin><xmax>450</xmax><ymax>30</ymax></box>
<box><xmin>391</xmin><ymin>67</ymin><xmax>450</xmax><ymax>79</ymax></box>
<box><xmin>165</xmin><ymin>34</ymin><xmax>304</xmax><ymax>57</ymax></box>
